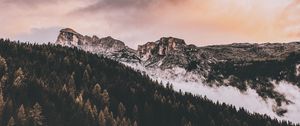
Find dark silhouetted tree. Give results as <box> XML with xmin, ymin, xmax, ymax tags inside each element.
<box><xmin>92</xmin><ymin>83</ymin><xmax>101</xmax><ymax>98</ymax></box>
<box><xmin>13</xmin><ymin>67</ymin><xmax>25</xmax><ymax>87</ymax></box>
<box><xmin>101</xmin><ymin>90</ymin><xmax>110</xmax><ymax>107</ymax></box>
<box><xmin>17</xmin><ymin>104</ymin><xmax>27</xmax><ymax>126</ymax></box>
<box><xmin>7</xmin><ymin>117</ymin><xmax>15</xmax><ymax>126</ymax></box>
<box><xmin>29</xmin><ymin>103</ymin><xmax>44</xmax><ymax>126</ymax></box>
<box><xmin>98</xmin><ymin>110</ymin><xmax>105</xmax><ymax>126</ymax></box>
<box><xmin>118</xmin><ymin>102</ymin><xmax>126</xmax><ymax>118</ymax></box>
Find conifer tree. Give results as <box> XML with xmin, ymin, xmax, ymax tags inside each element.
<box><xmin>83</xmin><ymin>69</ymin><xmax>90</xmax><ymax>83</ymax></box>
<box><xmin>17</xmin><ymin>104</ymin><xmax>27</xmax><ymax>126</ymax></box>
<box><xmin>67</xmin><ymin>72</ymin><xmax>76</xmax><ymax>98</ymax></box>
<box><xmin>0</xmin><ymin>55</ymin><xmax>7</xmax><ymax>73</ymax></box>
<box><xmin>98</xmin><ymin>110</ymin><xmax>106</xmax><ymax>126</ymax></box>
<box><xmin>101</xmin><ymin>90</ymin><xmax>110</xmax><ymax>107</ymax></box>
<box><xmin>133</xmin><ymin>121</ymin><xmax>138</xmax><ymax>126</ymax></box>
<box><xmin>120</xmin><ymin>117</ymin><xmax>128</xmax><ymax>126</ymax></box>
<box><xmin>132</xmin><ymin>105</ymin><xmax>138</xmax><ymax>122</ymax></box>
<box><xmin>84</xmin><ymin>99</ymin><xmax>95</xmax><ymax>119</ymax></box>
<box><xmin>29</xmin><ymin>103</ymin><xmax>44</xmax><ymax>126</ymax></box>
<box><xmin>0</xmin><ymin>92</ymin><xmax>4</xmax><ymax>123</ymax></box>
<box><xmin>7</xmin><ymin>117</ymin><xmax>15</xmax><ymax>126</ymax></box>
<box><xmin>13</xmin><ymin>67</ymin><xmax>25</xmax><ymax>87</ymax></box>
<box><xmin>103</xmin><ymin>106</ymin><xmax>114</xmax><ymax>126</ymax></box>
<box><xmin>92</xmin><ymin>83</ymin><xmax>101</xmax><ymax>98</ymax></box>
<box><xmin>0</xmin><ymin>55</ymin><xmax>8</xmax><ymax>88</ymax></box>
<box><xmin>118</xmin><ymin>102</ymin><xmax>126</xmax><ymax>118</ymax></box>
<box><xmin>92</xmin><ymin>105</ymin><xmax>98</xmax><ymax>120</ymax></box>
<box><xmin>75</xmin><ymin>91</ymin><xmax>84</xmax><ymax>107</ymax></box>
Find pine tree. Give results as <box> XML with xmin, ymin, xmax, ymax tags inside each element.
<box><xmin>0</xmin><ymin>92</ymin><xmax>4</xmax><ymax>124</ymax></box>
<box><xmin>63</xmin><ymin>56</ymin><xmax>70</xmax><ymax>65</ymax></box>
<box><xmin>84</xmin><ymin>99</ymin><xmax>95</xmax><ymax>119</ymax></box>
<box><xmin>120</xmin><ymin>117</ymin><xmax>128</xmax><ymax>126</ymax></box>
<box><xmin>67</xmin><ymin>72</ymin><xmax>76</xmax><ymax>99</ymax></box>
<box><xmin>0</xmin><ymin>55</ymin><xmax>8</xmax><ymax>89</ymax></box>
<box><xmin>83</xmin><ymin>64</ymin><xmax>93</xmax><ymax>89</ymax></box>
<box><xmin>116</xmin><ymin>117</ymin><xmax>121</xmax><ymax>126</ymax></box>
<box><xmin>7</xmin><ymin>117</ymin><xmax>15</xmax><ymax>126</ymax></box>
<box><xmin>103</xmin><ymin>106</ymin><xmax>110</xmax><ymax>120</ymax></box>
<box><xmin>84</xmin><ymin>99</ymin><xmax>92</xmax><ymax>113</ymax></box>
<box><xmin>266</xmin><ymin>121</ymin><xmax>272</xmax><ymax>126</ymax></box>
<box><xmin>62</xmin><ymin>84</ymin><xmax>68</xmax><ymax>93</ymax></box>
<box><xmin>133</xmin><ymin>121</ymin><xmax>138</xmax><ymax>126</ymax></box>
<box><xmin>98</xmin><ymin>110</ymin><xmax>106</xmax><ymax>126</ymax></box>
<box><xmin>101</xmin><ymin>90</ymin><xmax>110</xmax><ymax>107</ymax></box>
<box><xmin>184</xmin><ymin>121</ymin><xmax>192</xmax><ymax>126</ymax></box>
<box><xmin>17</xmin><ymin>104</ymin><xmax>27</xmax><ymax>125</ymax></box>
<box><xmin>127</xmin><ymin>118</ymin><xmax>131</xmax><ymax>126</ymax></box>
<box><xmin>103</xmin><ymin>106</ymin><xmax>114</xmax><ymax>126</ymax></box>
<box><xmin>132</xmin><ymin>105</ymin><xmax>138</xmax><ymax>122</ymax></box>
<box><xmin>210</xmin><ymin>120</ymin><xmax>216</xmax><ymax>126</ymax></box>
<box><xmin>0</xmin><ymin>55</ymin><xmax>7</xmax><ymax>72</ymax></box>
<box><xmin>75</xmin><ymin>91</ymin><xmax>84</xmax><ymax>107</ymax></box>
<box><xmin>85</xmin><ymin>64</ymin><xmax>92</xmax><ymax>74</ymax></box>
<box><xmin>112</xmin><ymin>118</ymin><xmax>117</xmax><ymax>126</ymax></box>
<box><xmin>118</xmin><ymin>102</ymin><xmax>126</xmax><ymax>118</ymax></box>
<box><xmin>29</xmin><ymin>103</ymin><xmax>44</xmax><ymax>126</ymax></box>
<box><xmin>92</xmin><ymin>83</ymin><xmax>101</xmax><ymax>98</ymax></box>
<box><xmin>13</xmin><ymin>67</ymin><xmax>25</xmax><ymax>87</ymax></box>
<box><xmin>242</xmin><ymin>122</ymin><xmax>249</xmax><ymax>126</ymax></box>
<box><xmin>92</xmin><ymin>105</ymin><xmax>98</xmax><ymax>120</ymax></box>
<box><xmin>83</xmin><ymin>69</ymin><xmax>90</xmax><ymax>83</ymax></box>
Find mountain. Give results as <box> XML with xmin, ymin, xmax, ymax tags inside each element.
<box><xmin>1</xmin><ymin>39</ymin><xmax>298</xmax><ymax>126</ymax></box>
<box><xmin>56</xmin><ymin>28</ymin><xmax>300</xmax><ymax>123</ymax></box>
<box><xmin>56</xmin><ymin>28</ymin><xmax>140</xmax><ymax>63</ymax></box>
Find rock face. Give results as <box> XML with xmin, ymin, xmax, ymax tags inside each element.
<box><xmin>56</xmin><ymin>28</ymin><xmax>83</xmax><ymax>46</ymax></box>
<box><xmin>136</xmin><ymin>37</ymin><xmax>216</xmax><ymax>80</ymax></box>
<box><xmin>56</xmin><ymin>28</ymin><xmax>300</xmax><ymax>116</ymax></box>
<box><xmin>56</xmin><ymin>28</ymin><xmax>126</xmax><ymax>52</ymax></box>
<box><xmin>56</xmin><ymin>28</ymin><xmax>138</xmax><ymax>63</ymax></box>
<box><xmin>137</xmin><ymin>37</ymin><xmax>186</xmax><ymax>58</ymax></box>
<box><xmin>137</xmin><ymin>37</ymin><xmax>190</xmax><ymax>68</ymax></box>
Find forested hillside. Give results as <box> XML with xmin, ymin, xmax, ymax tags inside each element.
<box><xmin>0</xmin><ymin>39</ymin><xmax>298</xmax><ymax>126</ymax></box>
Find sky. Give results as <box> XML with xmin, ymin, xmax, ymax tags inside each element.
<box><xmin>0</xmin><ymin>0</ymin><xmax>299</xmax><ymax>48</ymax></box>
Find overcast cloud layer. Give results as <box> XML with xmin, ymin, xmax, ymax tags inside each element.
<box><xmin>0</xmin><ymin>0</ymin><xmax>299</xmax><ymax>48</ymax></box>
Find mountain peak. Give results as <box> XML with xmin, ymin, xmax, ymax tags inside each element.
<box><xmin>159</xmin><ymin>37</ymin><xmax>186</xmax><ymax>46</ymax></box>
<box><xmin>56</xmin><ymin>28</ymin><xmax>128</xmax><ymax>54</ymax></box>
<box><xmin>56</xmin><ymin>28</ymin><xmax>84</xmax><ymax>46</ymax></box>
<box><xmin>60</xmin><ymin>28</ymin><xmax>79</xmax><ymax>34</ymax></box>
<box><xmin>137</xmin><ymin>37</ymin><xmax>187</xmax><ymax>60</ymax></box>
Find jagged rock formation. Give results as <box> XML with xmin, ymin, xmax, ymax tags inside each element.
<box><xmin>56</xmin><ymin>28</ymin><xmax>140</xmax><ymax>63</ymax></box>
<box><xmin>57</xmin><ymin>28</ymin><xmax>126</xmax><ymax>52</ymax></box>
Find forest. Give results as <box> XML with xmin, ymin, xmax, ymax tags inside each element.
<box><xmin>0</xmin><ymin>38</ymin><xmax>298</xmax><ymax>126</ymax></box>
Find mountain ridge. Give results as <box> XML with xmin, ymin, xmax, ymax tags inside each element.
<box><xmin>55</xmin><ymin>28</ymin><xmax>300</xmax><ymax>122</ymax></box>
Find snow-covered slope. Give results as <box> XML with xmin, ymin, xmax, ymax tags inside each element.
<box><xmin>55</xmin><ymin>28</ymin><xmax>300</xmax><ymax>123</ymax></box>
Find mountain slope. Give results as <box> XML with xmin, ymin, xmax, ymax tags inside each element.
<box><xmin>55</xmin><ymin>28</ymin><xmax>300</xmax><ymax>123</ymax></box>
<box><xmin>0</xmin><ymin>39</ymin><xmax>298</xmax><ymax>126</ymax></box>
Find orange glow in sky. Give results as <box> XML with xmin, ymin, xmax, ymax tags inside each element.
<box><xmin>0</xmin><ymin>0</ymin><xmax>299</xmax><ymax>48</ymax></box>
